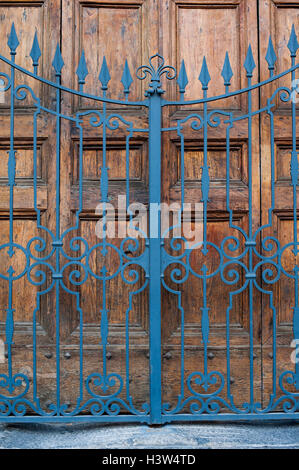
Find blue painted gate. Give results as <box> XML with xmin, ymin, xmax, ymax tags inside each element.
<box><xmin>0</xmin><ymin>23</ymin><xmax>299</xmax><ymax>423</ymax></box>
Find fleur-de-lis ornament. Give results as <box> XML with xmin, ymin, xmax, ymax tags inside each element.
<box><xmin>136</xmin><ymin>54</ymin><xmax>176</xmax><ymax>95</ymax></box>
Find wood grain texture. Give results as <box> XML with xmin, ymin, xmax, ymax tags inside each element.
<box><xmin>0</xmin><ymin>0</ymin><xmax>297</xmax><ymax>414</ymax></box>
<box><xmin>259</xmin><ymin>0</ymin><xmax>299</xmax><ymax>409</ymax></box>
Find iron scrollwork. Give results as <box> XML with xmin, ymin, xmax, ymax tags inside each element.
<box><xmin>0</xmin><ymin>22</ymin><xmax>299</xmax><ymax>421</ymax></box>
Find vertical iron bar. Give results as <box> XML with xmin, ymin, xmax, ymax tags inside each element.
<box><xmin>290</xmin><ymin>51</ymin><xmax>299</xmax><ymax>389</ymax></box>
<box><xmin>202</xmin><ymin>99</ymin><xmax>208</xmax><ymax>256</ymax></box>
<box><xmin>201</xmin><ymin>86</ymin><xmax>210</xmax><ymax>389</ymax></box>
<box><xmin>294</xmin><ymin>275</ymin><xmax>299</xmax><ymax>389</ymax></box>
<box><xmin>78</xmin><ymin>123</ymin><xmax>84</xmax><ymax>402</ymax></box>
<box><xmin>6</xmin><ymin>267</ymin><xmax>14</xmax><ymax>393</ymax></box>
<box><xmin>32</xmin><ymin>107</ymin><xmax>40</xmax><ymax>403</ymax></box>
<box><xmin>6</xmin><ymin>40</ymin><xmax>17</xmax><ymax>394</ymax></box>
<box><xmin>225</xmin><ymin>125</ymin><xmax>232</xmax><ymax>399</ymax></box>
<box><xmin>269</xmin><ymin>109</ymin><xmax>277</xmax><ymax>397</ymax></box>
<box><xmin>201</xmin><ymin>269</ymin><xmax>209</xmax><ymax>388</ymax></box>
<box><xmin>291</xmin><ymin>58</ymin><xmax>298</xmax><ymax>256</ymax></box>
<box><xmin>100</xmin><ymin>94</ymin><xmax>109</xmax><ymax>389</ymax></box>
<box><xmin>180</xmin><ymin>129</ymin><xmax>184</xmax><ymax>400</ymax></box>
<box><xmin>55</xmin><ymin>72</ymin><xmax>61</xmax><ymax>415</ymax></box>
<box><xmin>125</xmin><ymin>131</ymin><xmax>131</xmax><ymax>401</ymax></box>
<box><xmin>148</xmin><ymin>90</ymin><xmax>162</xmax><ymax>424</ymax></box>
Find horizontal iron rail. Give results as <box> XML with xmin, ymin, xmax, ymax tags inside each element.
<box><xmin>162</xmin><ymin>413</ymin><xmax>299</xmax><ymax>423</ymax></box>
<box><xmin>0</xmin><ymin>415</ymin><xmax>150</xmax><ymax>424</ymax></box>
<box><xmin>0</xmin><ymin>413</ymin><xmax>298</xmax><ymax>424</ymax></box>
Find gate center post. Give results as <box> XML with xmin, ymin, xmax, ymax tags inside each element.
<box><xmin>148</xmin><ymin>81</ymin><xmax>163</xmax><ymax>425</ymax></box>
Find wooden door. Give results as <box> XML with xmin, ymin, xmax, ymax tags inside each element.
<box><xmin>259</xmin><ymin>1</ymin><xmax>299</xmax><ymax>410</ymax></box>
<box><xmin>0</xmin><ymin>0</ymin><xmax>298</xmax><ymax>417</ymax></box>
<box><xmin>159</xmin><ymin>0</ymin><xmax>262</xmax><ymax>413</ymax></box>
<box><xmin>57</xmin><ymin>0</ymin><xmax>159</xmax><ymax>411</ymax></box>
<box><xmin>159</xmin><ymin>0</ymin><xmax>298</xmax><ymax>414</ymax></box>
<box><xmin>0</xmin><ymin>0</ymin><xmax>63</xmax><ymax>411</ymax></box>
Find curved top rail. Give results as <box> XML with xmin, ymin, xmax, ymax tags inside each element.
<box><xmin>163</xmin><ymin>62</ymin><xmax>299</xmax><ymax>106</ymax></box>
<box><xmin>0</xmin><ymin>53</ymin><xmax>148</xmax><ymax>107</ymax></box>
<box><xmin>0</xmin><ymin>52</ymin><xmax>298</xmax><ymax>106</ymax></box>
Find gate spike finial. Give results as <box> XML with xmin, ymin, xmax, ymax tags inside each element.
<box><xmin>177</xmin><ymin>60</ymin><xmax>188</xmax><ymax>93</ymax></box>
<box><xmin>7</xmin><ymin>265</ymin><xmax>15</xmax><ymax>276</ymax></box>
<box><xmin>287</xmin><ymin>24</ymin><xmax>299</xmax><ymax>57</ymax></box>
<box><xmin>221</xmin><ymin>52</ymin><xmax>233</xmax><ymax>87</ymax></box>
<box><xmin>30</xmin><ymin>32</ymin><xmax>41</xmax><ymax>68</ymax></box>
<box><xmin>244</xmin><ymin>44</ymin><xmax>256</xmax><ymax>77</ymax></box>
<box><xmin>7</xmin><ymin>23</ymin><xmax>19</xmax><ymax>54</ymax></box>
<box><xmin>121</xmin><ymin>60</ymin><xmax>133</xmax><ymax>95</ymax></box>
<box><xmin>99</xmin><ymin>56</ymin><xmax>111</xmax><ymax>91</ymax></box>
<box><xmin>198</xmin><ymin>56</ymin><xmax>211</xmax><ymax>90</ymax></box>
<box><xmin>52</xmin><ymin>43</ymin><xmax>64</xmax><ymax>75</ymax></box>
<box><xmin>265</xmin><ymin>36</ymin><xmax>277</xmax><ymax>73</ymax></box>
<box><xmin>76</xmin><ymin>50</ymin><xmax>88</xmax><ymax>84</ymax></box>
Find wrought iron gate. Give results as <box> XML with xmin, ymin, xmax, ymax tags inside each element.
<box><xmin>0</xmin><ymin>23</ymin><xmax>299</xmax><ymax>423</ymax></box>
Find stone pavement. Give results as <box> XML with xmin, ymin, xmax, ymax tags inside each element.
<box><xmin>0</xmin><ymin>423</ymin><xmax>298</xmax><ymax>449</ymax></box>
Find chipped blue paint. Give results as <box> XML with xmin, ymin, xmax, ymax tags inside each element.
<box><xmin>244</xmin><ymin>44</ymin><xmax>256</xmax><ymax>77</ymax></box>
<box><xmin>177</xmin><ymin>59</ymin><xmax>188</xmax><ymax>100</ymax></box>
<box><xmin>76</xmin><ymin>50</ymin><xmax>88</xmax><ymax>86</ymax></box>
<box><xmin>288</xmin><ymin>24</ymin><xmax>299</xmax><ymax>57</ymax></box>
<box><xmin>121</xmin><ymin>60</ymin><xmax>133</xmax><ymax>98</ymax></box>
<box><xmin>99</xmin><ymin>56</ymin><xmax>111</xmax><ymax>90</ymax></box>
<box><xmin>30</xmin><ymin>31</ymin><xmax>41</xmax><ymax>74</ymax></box>
<box><xmin>221</xmin><ymin>52</ymin><xmax>233</xmax><ymax>92</ymax></box>
<box><xmin>198</xmin><ymin>56</ymin><xmax>211</xmax><ymax>89</ymax></box>
<box><xmin>265</xmin><ymin>36</ymin><xmax>277</xmax><ymax>76</ymax></box>
<box><xmin>52</xmin><ymin>44</ymin><xmax>64</xmax><ymax>76</ymax></box>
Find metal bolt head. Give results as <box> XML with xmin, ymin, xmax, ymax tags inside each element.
<box><xmin>230</xmin><ymin>377</ymin><xmax>235</xmax><ymax>384</ymax></box>
<box><xmin>208</xmin><ymin>352</ymin><xmax>214</xmax><ymax>359</ymax></box>
<box><xmin>64</xmin><ymin>352</ymin><xmax>71</xmax><ymax>360</ymax></box>
<box><xmin>164</xmin><ymin>352</ymin><xmax>172</xmax><ymax>360</ymax></box>
<box><xmin>44</xmin><ymin>352</ymin><xmax>52</xmax><ymax>359</ymax></box>
<box><xmin>106</xmin><ymin>352</ymin><xmax>112</xmax><ymax>360</ymax></box>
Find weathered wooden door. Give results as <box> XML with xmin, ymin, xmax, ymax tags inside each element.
<box><xmin>159</xmin><ymin>0</ymin><xmax>298</xmax><ymax>416</ymax></box>
<box><xmin>160</xmin><ymin>0</ymin><xmax>262</xmax><ymax>413</ymax></box>
<box><xmin>0</xmin><ymin>0</ymin><xmax>64</xmax><ymax>412</ymax></box>
<box><xmin>258</xmin><ymin>1</ymin><xmax>299</xmax><ymax>412</ymax></box>
<box><xmin>0</xmin><ymin>0</ymin><xmax>298</xmax><ymax>422</ymax></box>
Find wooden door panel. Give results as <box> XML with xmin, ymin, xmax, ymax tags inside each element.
<box><xmin>162</xmin><ymin>349</ymin><xmax>262</xmax><ymax>413</ymax></box>
<box><xmin>0</xmin><ymin>0</ymin><xmax>60</xmax><ymax>108</ymax></box>
<box><xmin>0</xmin><ymin>1</ymin><xmax>61</xmax><ymax>409</ymax></box>
<box><xmin>0</xmin><ymin>121</ymin><xmax>60</xmax><ymax>406</ymax></box>
<box><xmin>162</xmin><ymin>0</ymin><xmax>258</xmax><ymax>108</ymax></box>
<box><xmin>53</xmin><ymin>0</ymin><xmax>157</xmax><ymax>409</ymax></box>
<box><xmin>175</xmin><ymin>4</ymin><xmax>240</xmax><ymax>105</ymax></box>
<box><xmin>260</xmin><ymin>0</ymin><xmax>299</xmax><ymax>102</ymax></box>
<box><xmin>57</xmin><ymin>218</ymin><xmax>150</xmax><ymax>411</ymax></box>
<box><xmin>78</xmin><ymin>3</ymin><xmax>143</xmax><ymax>102</ymax></box>
<box><xmin>70</xmin><ymin>136</ymin><xmax>149</xmax><ymax>211</ymax></box>
<box><xmin>63</xmin><ymin>0</ymin><xmax>159</xmax><ymax>107</ymax></box>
